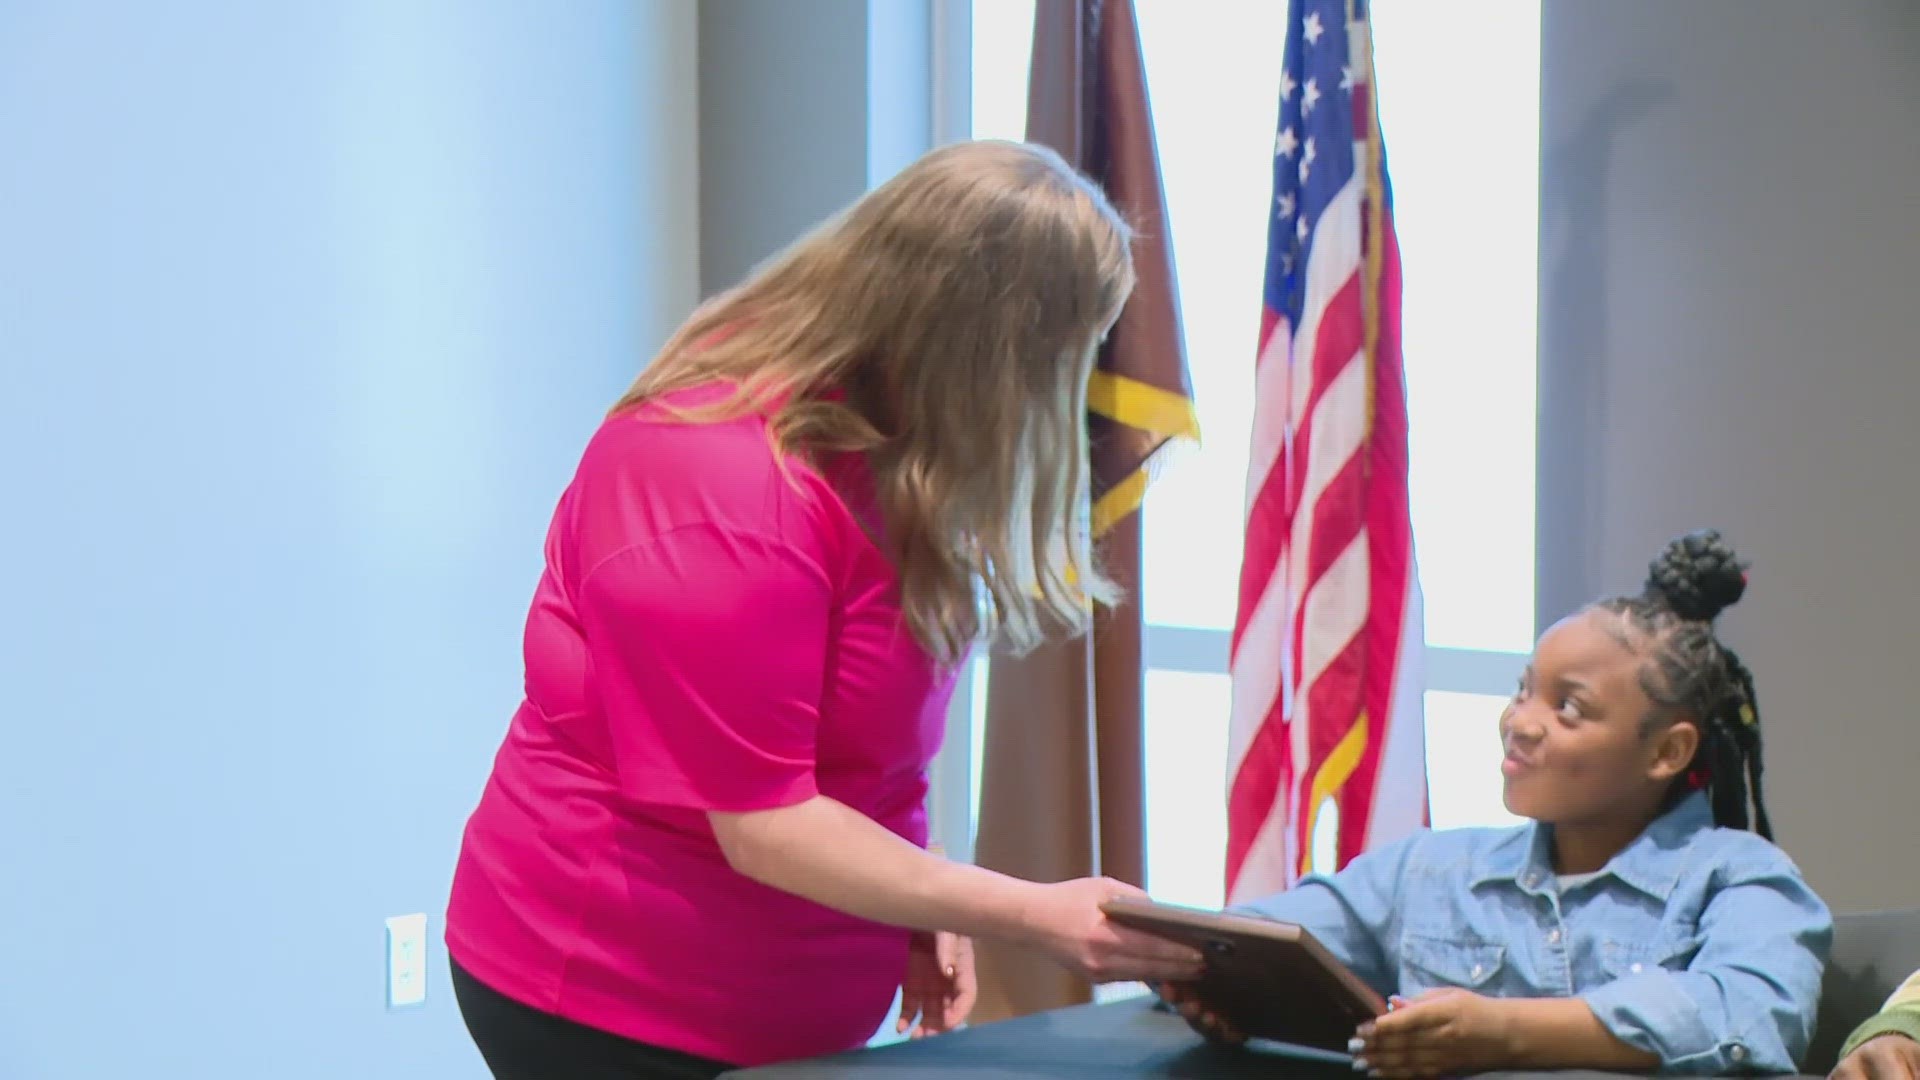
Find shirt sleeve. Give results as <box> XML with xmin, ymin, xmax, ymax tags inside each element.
<box><xmin>575</xmin><ymin>523</ymin><xmax>833</xmax><ymax>811</ymax></box>
<box><xmin>1840</xmin><ymin>970</ymin><xmax>1920</xmax><ymax>1059</ymax></box>
<box><xmin>1225</xmin><ymin>834</ymin><xmax>1419</xmax><ymax>997</ymax></box>
<box><xmin>1580</xmin><ymin>847</ymin><xmax>1832</xmax><ymax>1075</ymax></box>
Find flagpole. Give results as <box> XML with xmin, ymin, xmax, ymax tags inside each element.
<box><xmin>1352</xmin><ymin>1</ymin><xmax>1386</xmax><ymax>439</ymax></box>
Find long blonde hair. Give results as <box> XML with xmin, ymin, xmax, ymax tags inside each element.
<box><xmin>612</xmin><ymin>139</ymin><xmax>1135</xmax><ymax>665</ymax></box>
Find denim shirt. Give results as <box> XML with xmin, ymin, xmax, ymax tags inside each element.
<box><xmin>1231</xmin><ymin>794</ymin><xmax>1832</xmax><ymax>1074</ymax></box>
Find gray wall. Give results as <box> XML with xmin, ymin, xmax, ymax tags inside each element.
<box><xmin>696</xmin><ymin>0</ymin><xmax>935</xmax><ymax>297</ymax></box>
<box><xmin>698</xmin><ymin>0</ymin><xmax>870</xmax><ymax>295</ymax></box>
<box><xmin>1537</xmin><ymin>0</ymin><xmax>1920</xmax><ymax>911</ymax></box>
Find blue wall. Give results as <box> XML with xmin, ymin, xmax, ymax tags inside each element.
<box><xmin>0</xmin><ymin>2</ymin><xmax>695</xmax><ymax>1076</ymax></box>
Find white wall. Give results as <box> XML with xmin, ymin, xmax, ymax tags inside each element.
<box><xmin>1537</xmin><ymin>0</ymin><xmax>1920</xmax><ymax>910</ymax></box>
<box><xmin>0</xmin><ymin>2</ymin><xmax>698</xmax><ymax>1076</ymax></box>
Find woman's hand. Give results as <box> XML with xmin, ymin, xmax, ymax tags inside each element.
<box><xmin>1833</xmin><ymin>1035</ymin><xmax>1920</xmax><ymax>1080</ymax></box>
<box><xmin>1157</xmin><ymin>981</ymin><xmax>1245</xmax><ymax>1046</ymax></box>
<box><xmin>898</xmin><ymin>931</ymin><xmax>976</xmax><ymax>1038</ymax></box>
<box><xmin>1352</xmin><ymin>989</ymin><xmax>1516</xmax><ymax>1079</ymax></box>
<box><xmin>1015</xmin><ymin>877</ymin><xmax>1206</xmax><ymax>985</ymax></box>
<box><xmin>708</xmin><ymin>799</ymin><xmax>1196</xmax><ymax>987</ymax></box>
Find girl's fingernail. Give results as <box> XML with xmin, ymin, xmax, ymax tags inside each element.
<box><xmin>1348</xmin><ymin>1037</ymin><xmax>1366</xmax><ymax>1053</ymax></box>
<box><xmin>1351</xmin><ymin>1057</ymin><xmax>1370</xmax><ymax>1072</ymax></box>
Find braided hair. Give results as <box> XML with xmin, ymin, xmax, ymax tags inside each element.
<box><xmin>1592</xmin><ymin>530</ymin><xmax>1771</xmax><ymax>839</ymax></box>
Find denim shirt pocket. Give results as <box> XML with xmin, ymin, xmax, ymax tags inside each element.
<box><xmin>1398</xmin><ymin>935</ymin><xmax>1508</xmax><ymax>996</ymax></box>
<box><xmin>1598</xmin><ymin>933</ymin><xmax>1700</xmax><ymax>980</ymax></box>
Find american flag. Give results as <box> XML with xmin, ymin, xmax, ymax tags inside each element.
<box><xmin>1225</xmin><ymin>0</ymin><xmax>1426</xmax><ymax>903</ymax></box>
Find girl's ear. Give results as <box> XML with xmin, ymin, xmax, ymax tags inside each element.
<box><xmin>1645</xmin><ymin>718</ymin><xmax>1700</xmax><ymax>783</ymax></box>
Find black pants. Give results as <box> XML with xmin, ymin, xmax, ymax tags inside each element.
<box><xmin>451</xmin><ymin>959</ymin><xmax>736</xmax><ymax>1080</ymax></box>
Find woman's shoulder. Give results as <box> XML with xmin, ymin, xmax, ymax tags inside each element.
<box><xmin>572</xmin><ymin>384</ymin><xmax>860</xmax><ymax>556</ymax></box>
<box><xmin>591</xmin><ymin>382</ymin><xmax>783</xmax><ymax>464</ymax></box>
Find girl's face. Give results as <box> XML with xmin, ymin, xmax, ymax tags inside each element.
<box><xmin>1499</xmin><ymin>610</ymin><xmax>1699</xmax><ymax>827</ymax></box>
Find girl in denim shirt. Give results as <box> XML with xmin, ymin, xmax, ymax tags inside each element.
<box><xmin>1167</xmin><ymin>531</ymin><xmax>1831</xmax><ymax>1076</ymax></box>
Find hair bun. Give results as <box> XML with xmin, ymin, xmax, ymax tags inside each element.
<box><xmin>1645</xmin><ymin>529</ymin><xmax>1749</xmax><ymax>621</ymax></box>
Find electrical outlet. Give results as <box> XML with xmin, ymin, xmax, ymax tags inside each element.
<box><xmin>385</xmin><ymin>913</ymin><xmax>429</xmax><ymax>1008</ymax></box>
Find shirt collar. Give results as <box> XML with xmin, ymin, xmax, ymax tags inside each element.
<box><xmin>1469</xmin><ymin>792</ymin><xmax>1717</xmax><ymax>901</ymax></box>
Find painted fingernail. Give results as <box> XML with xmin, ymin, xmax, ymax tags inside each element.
<box><xmin>1351</xmin><ymin>1057</ymin><xmax>1370</xmax><ymax>1072</ymax></box>
<box><xmin>1348</xmin><ymin>1037</ymin><xmax>1366</xmax><ymax>1053</ymax></box>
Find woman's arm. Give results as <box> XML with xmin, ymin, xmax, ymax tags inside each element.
<box><xmin>576</xmin><ymin>524</ymin><xmax>1200</xmax><ymax>986</ymax></box>
<box><xmin>711</xmin><ymin>796</ymin><xmax>1204</xmax><ymax>984</ymax></box>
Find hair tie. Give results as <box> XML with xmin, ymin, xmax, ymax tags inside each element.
<box><xmin>1686</xmin><ymin>766</ymin><xmax>1710</xmax><ymax>790</ymax></box>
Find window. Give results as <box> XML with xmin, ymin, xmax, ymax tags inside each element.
<box><xmin>952</xmin><ymin>0</ymin><xmax>1542</xmax><ymax>906</ymax></box>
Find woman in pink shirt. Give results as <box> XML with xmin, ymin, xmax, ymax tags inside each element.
<box><xmin>444</xmin><ymin>139</ymin><xmax>1205</xmax><ymax>1079</ymax></box>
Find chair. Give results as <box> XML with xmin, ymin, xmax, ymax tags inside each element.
<box><xmin>1804</xmin><ymin>908</ymin><xmax>1920</xmax><ymax>1075</ymax></box>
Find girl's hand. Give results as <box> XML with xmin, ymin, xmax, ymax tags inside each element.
<box><xmin>1351</xmin><ymin>989</ymin><xmax>1516</xmax><ymax>1079</ymax></box>
<box><xmin>1156</xmin><ymin>981</ymin><xmax>1246</xmax><ymax>1046</ymax></box>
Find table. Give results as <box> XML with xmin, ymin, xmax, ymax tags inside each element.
<box><xmin>725</xmin><ymin>997</ymin><xmax>1366</xmax><ymax>1079</ymax></box>
<box><xmin>722</xmin><ymin>998</ymin><xmax>1822</xmax><ymax>1079</ymax></box>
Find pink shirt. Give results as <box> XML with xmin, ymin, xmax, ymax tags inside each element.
<box><xmin>447</xmin><ymin>384</ymin><xmax>957</xmax><ymax>1067</ymax></box>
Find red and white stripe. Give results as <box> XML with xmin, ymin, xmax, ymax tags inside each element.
<box><xmin>1225</xmin><ymin>71</ymin><xmax>1426</xmax><ymax>905</ymax></box>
